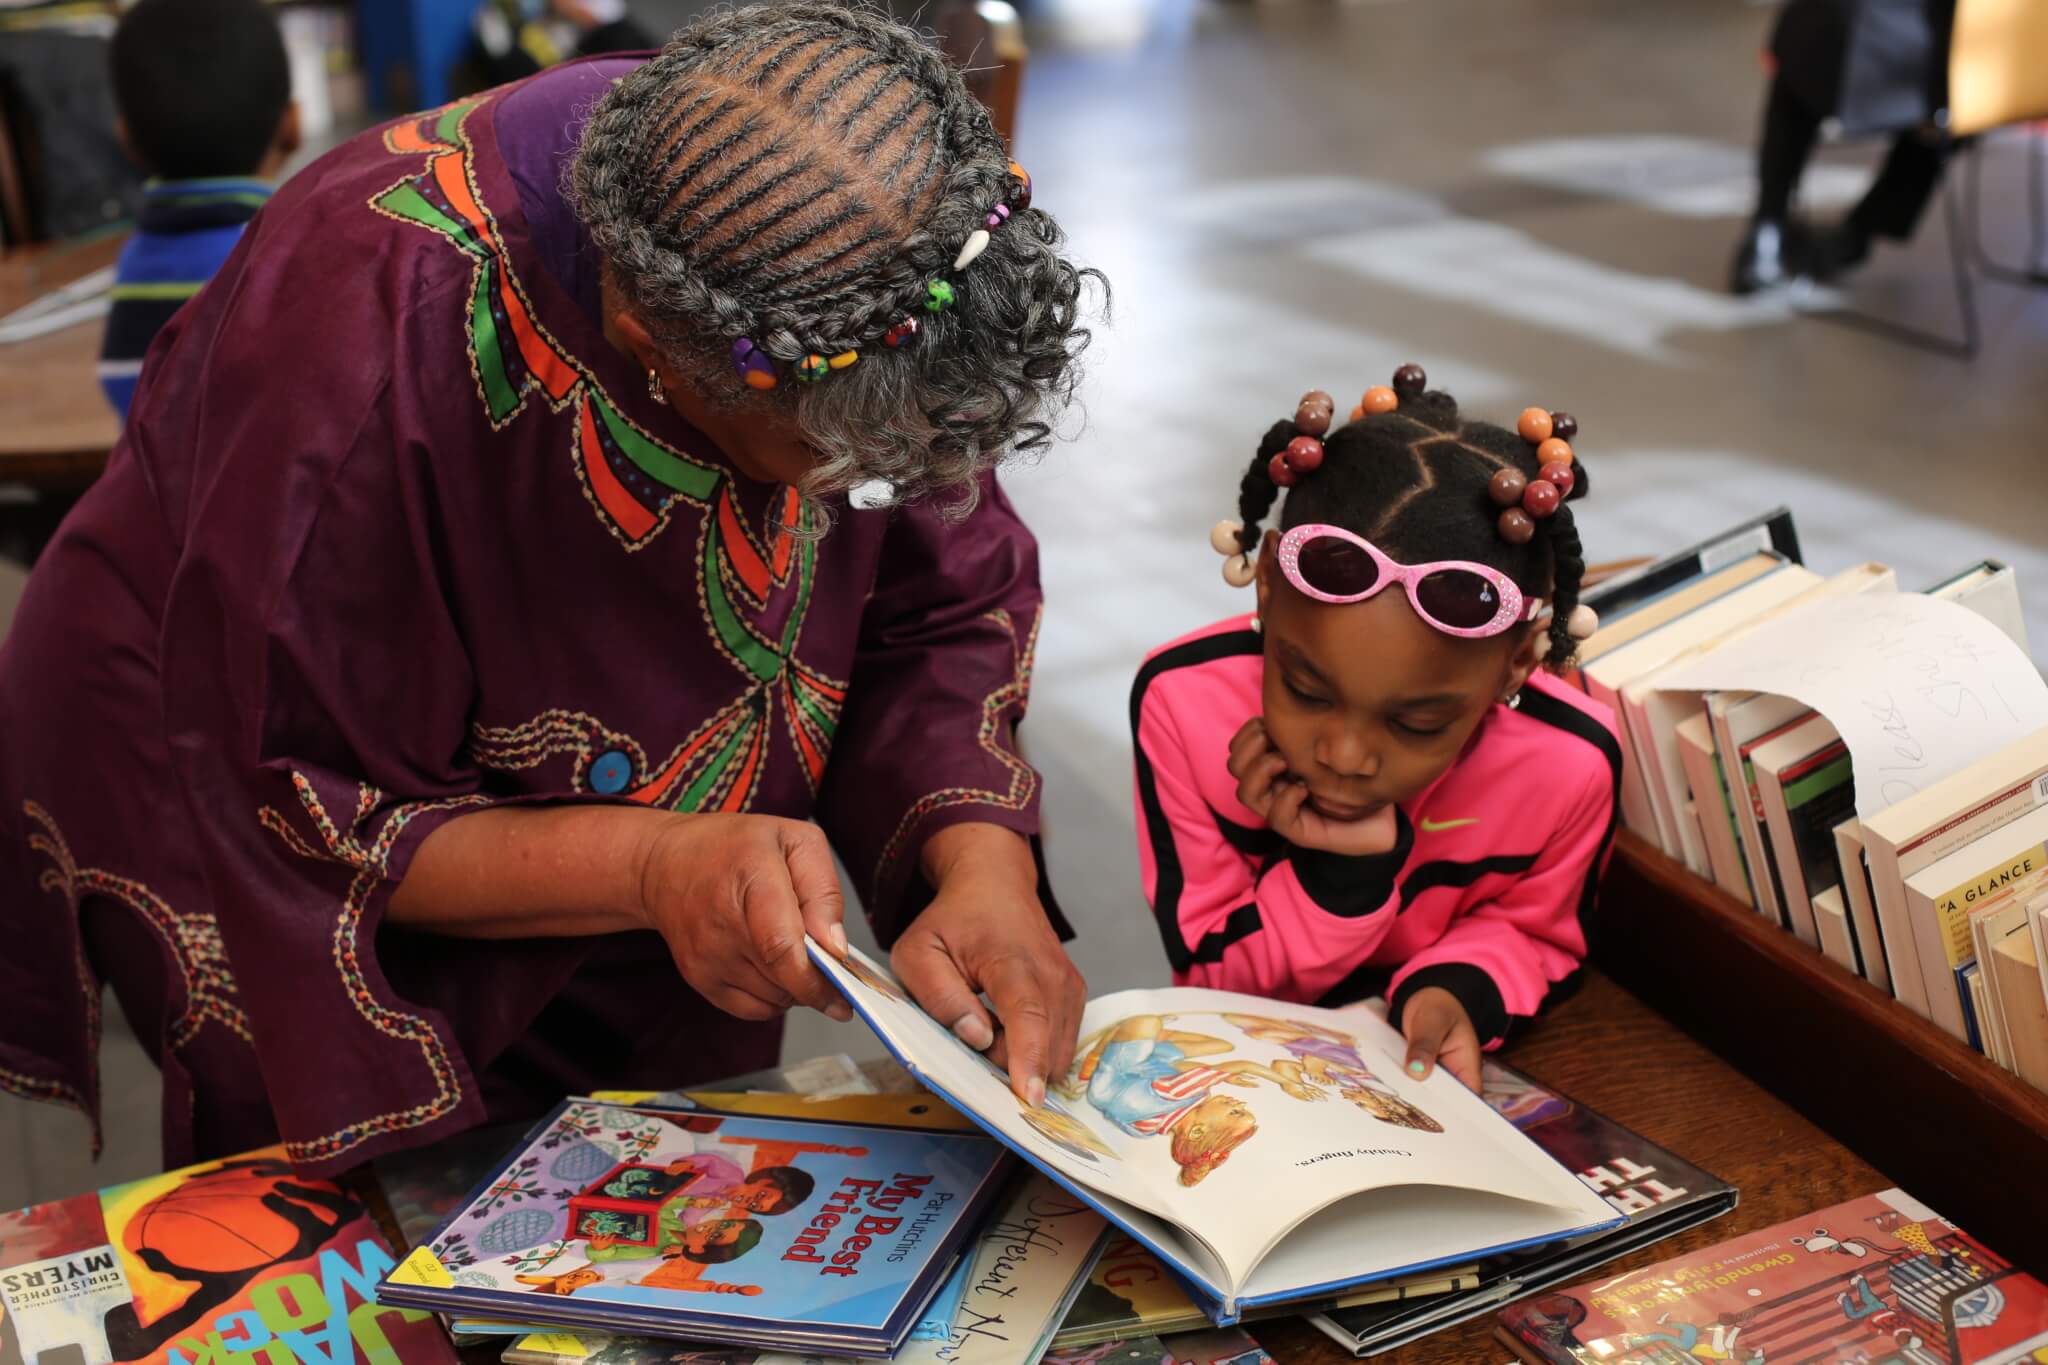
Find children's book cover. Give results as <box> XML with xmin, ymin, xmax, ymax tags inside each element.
<box><xmin>375</xmin><ymin>1101</ymin><xmax>1009</xmax><ymax>1356</ymax></box>
<box><xmin>503</xmin><ymin>1168</ymin><xmax>1103</xmax><ymax>1365</ymax></box>
<box><xmin>1498</xmin><ymin>1189</ymin><xmax>2047</xmax><ymax>1364</ymax></box>
<box><xmin>0</xmin><ymin>1148</ymin><xmax>454</xmax><ymax>1365</ymax></box>
<box><xmin>1314</xmin><ymin>1060</ymin><xmax>1736</xmax><ymax>1355</ymax></box>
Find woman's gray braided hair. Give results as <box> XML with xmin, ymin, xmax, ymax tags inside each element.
<box><xmin>572</xmin><ymin>2</ymin><xmax>1105</xmax><ymax>505</ymax></box>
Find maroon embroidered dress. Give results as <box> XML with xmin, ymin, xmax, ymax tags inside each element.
<box><xmin>0</xmin><ymin>62</ymin><xmax>1056</xmax><ymax>1176</ymax></box>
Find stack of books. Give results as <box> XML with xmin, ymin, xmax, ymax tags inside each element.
<box><xmin>1563</xmin><ymin>507</ymin><xmax>2048</xmax><ymax>1089</ymax></box>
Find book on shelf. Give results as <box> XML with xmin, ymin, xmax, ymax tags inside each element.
<box><xmin>1967</xmin><ymin>879</ymin><xmax>2039</xmax><ymax>1071</ymax></box>
<box><xmin>1708</xmin><ymin>693</ymin><xmax>1813</xmax><ymax>932</ymax></box>
<box><xmin>1750</xmin><ymin>713</ymin><xmax>1853</xmax><ymax>952</ymax></box>
<box><xmin>0</xmin><ymin>1147</ymin><xmax>458</xmax><ymax>1365</ymax></box>
<box><xmin>1495</xmin><ymin>1188</ymin><xmax>2048</xmax><ymax>1363</ymax></box>
<box><xmin>1578</xmin><ymin>508</ymin><xmax>1801</xmax><ymax>623</ymax></box>
<box><xmin>1582</xmin><ymin>559</ymin><xmax>1821</xmax><ymax>843</ymax></box>
<box><xmin>1625</xmin><ymin>562</ymin><xmax>1893</xmax><ymax>871</ymax></box>
<box><xmin>1675</xmin><ymin>711</ymin><xmax>1751</xmax><ymax>906</ymax></box>
<box><xmin>1902</xmin><ymin>801</ymin><xmax>2048</xmax><ymax>1048</ymax></box>
<box><xmin>1812</xmin><ymin>883</ymin><xmax>1859</xmax><ymax>976</ymax></box>
<box><xmin>1571</xmin><ymin>551</ymin><xmax>1789</xmax><ymax>679</ymax></box>
<box><xmin>1927</xmin><ymin>558</ymin><xmax>2030</xmax><ymax>654</ymax></box>
<box><xmin>375</xmin><ymin>1099</ymin><xmax>1012</xmax><ymax>1357</ymax></box>
<box><xmin>1833</xmin><ymin>816</ymin><xmax>1891</xmax><ymax>991</ymax></box>
<box><xmin>1307</xmin><ymin>1060</ymin><xmax>1736</xmax><ymax>1358</ymax></box>
<box><xmin>1992</xmin><ymin>927</ymin><xmax>2048</xmax><ymax>1090</ymax></box>
<box><xmin>808</xmin><ymin>943</ymin><xmax>1624</xmax><ymax>1326</ymax></box>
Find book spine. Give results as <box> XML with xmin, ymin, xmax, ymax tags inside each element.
<box><xmin>1694</xmin><ymin>747</ymin><xmax>1753</xmax><ymax>905</ymax></box>
<box><xmin>1756</xmin><ymin>759</ymin><xmax>1819</xmax><ymax>949</ymax></box>
<box><xmin>1866</xmin><ymin>835</ymin><xmax>1932</xmax><ymax>1018</ymax></box>
<box><xmin>1995</xmin><ymin>921</ymin><xmax>2048</xmax><ymax>1089</ymax></box>
<box><xmin>1588</xmin><ymin>674</ymin><xmax>1658</xmax><ymax>840</ymax></box>
<box><xmin>1834</xmin><ymin>822</ymin><xmax>1891</xmax><ymax>992</ymax></box>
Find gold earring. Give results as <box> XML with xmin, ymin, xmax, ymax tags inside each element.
<box><xmin>647</xmin><ymin>369</ymin><xmax>666</xmax><ymax>403</ymax></box>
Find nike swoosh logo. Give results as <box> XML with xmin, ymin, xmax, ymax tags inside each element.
<box><xmin>1419</xmin><ymin>817</ymin><xmax>1479</xmax><ymax>833</ymax></box>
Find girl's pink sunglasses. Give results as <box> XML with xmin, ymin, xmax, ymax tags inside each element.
<box><xmin>1275</xmin><ymin>524</ymin><xmax>1537</xmax><ymax>638</ymax></box>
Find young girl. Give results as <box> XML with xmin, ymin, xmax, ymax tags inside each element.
<box><xmin>1130</xmin><ymin>366</ymin><xmax>1622</xmax><ymax>1092</ymax></box>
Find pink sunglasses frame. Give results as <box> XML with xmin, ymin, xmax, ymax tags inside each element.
<box><xmin>1275</xmin><ymin>524</ymin><xmax>1538</xmax><ymax>638</ymax></box>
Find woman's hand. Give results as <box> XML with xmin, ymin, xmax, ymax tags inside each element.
<box><xmin>1399</xmin><ymin>986</ymin><xmax>1482</xmax><ymax>1091</ymax></box>
<box><xmin>886</xmin><ymin>823</ymin><xmax>1087</xmax><ymax>1107</ymax></box>
<box><xmin>1226</xmin><ymin>718</ymin><xmax>1398</xmax><ymax>856</ymax></box>
<box><xmin>635</xmin><ymin>813</ymin><xmax>854</xmax><ymax>1024</ymax></box>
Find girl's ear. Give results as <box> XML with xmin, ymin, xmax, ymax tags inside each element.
<box><xmin>1254</xmin><ymin>528</ymin><xmax>1281</xmax><ymax>618</ymax></box>
<box><xmin>1502</xmin><ymin>616</ymin><xmax>1545</xmax><ymax>700</ymax></box>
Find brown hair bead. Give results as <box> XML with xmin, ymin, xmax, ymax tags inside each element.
<box><xmin>1487</xmin><ymin>467</ymin><xmax>1527</xmax><ymax>507</ymax></box>
<box><xmin>1391</xmin><ymin>363</ymin><xmax>1427</xmax><ymax>397</ymax></box>
<box><xmin>1521</xmin><ymin>478</ymin><xmax>1561</xmax><ymax>518</ymax></box>
<box><xmin>1294</xmin><ymin>390</ymin><xmax>1335</xmax><ymax>437</ymax></box>
<box><xmin>1497</xmin><ymin>508</ymin><xmax>1535</xmax><ymax>544</ymax></box>
<box><xmin>1550</xmin><ymin>411</ymin><xmax>1578</xmax><ymax>441</ymax></box>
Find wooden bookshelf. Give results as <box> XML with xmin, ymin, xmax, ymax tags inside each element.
<box><xmin>1594</xmin><ymin>830</ymin><xmax>2048</xmax><ymax>1277</ymax></box>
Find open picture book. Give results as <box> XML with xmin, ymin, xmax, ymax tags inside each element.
<box><xmin>808</xmin><ymin>941</ymin><xmax>1624</xmax><ymax>1325</ymax></box>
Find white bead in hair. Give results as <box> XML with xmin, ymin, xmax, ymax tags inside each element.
<box><xmin>1532</xmin><ymin>632</ymin><xmax>1553</xmax><ymax>663</ymax></box>
<box><xmin>952</xmin><ymin>229</ymin><xmax>991</xmax><ymax>271</ymax></box>
<box><xmin>1209</xmin><ymin>519</ymin><xmax>1244</xmax><ymax>557</ymax></box>
<box><xmin>1222</xmin><ymin>553</ymin><xmax>1257</xmax><ymax>588</ymax></box>
<box><xmin>1567</xmin><ymin>604</ymin><xmax>1599</xmax><ymax>640</ymax></box>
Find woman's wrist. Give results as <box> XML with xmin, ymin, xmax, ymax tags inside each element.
<box><xmin>918</xmin><ymin>821</ymin><xmax>1035</xmax><ymax>896</ymax></box>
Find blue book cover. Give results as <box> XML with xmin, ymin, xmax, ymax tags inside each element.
<box><xmin>374</xmin><ymin>1100</ymin><xmax>1011</xmax><ymax>1357</ymax></box>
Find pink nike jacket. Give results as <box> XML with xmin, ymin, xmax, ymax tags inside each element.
<box><xmin>1130</xmin><ymin>614</ymin><xmax>1622</xmax><ymax>1047</ymax></box>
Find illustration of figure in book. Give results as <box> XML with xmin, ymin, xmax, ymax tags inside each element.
<box><xmin>1623</xmin><ymin>1313</ymin><xmax>1761</xmax><ymax>1363</ymax></box>
<box><xmin>573</xmin><ymin>1126</ymin><xmax>841</xmax><ymax>1264</ymax></box>
<box><xmin>1220</xmin><ymin>1014</ymin><xmax>1444</xmax><ymax>1133</ymax></box>
<box><xmin>1018</xmin><ymin>1100</ymin><xmax>1120</xmax><ymax>1164</ymax></box>
<box><xmin>1063</xmin><ymin>1014</ymin><xmax>1324</xmax><ymax>1187</ymax></box>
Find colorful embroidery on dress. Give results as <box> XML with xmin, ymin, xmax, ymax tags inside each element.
<box><xmin>25</xmin><ymin>801</ymin><xmax>251</xmax><ymax>1051</ymax></box>
<box><xmin>369</xmin><ymin>96</ymin><xmax>845</xmax><ymax>804</ymax></box>
<box><xmin>259</xmin><ymin>774</ymin><xmax>491</xmax><ymax>1164</ymax></box>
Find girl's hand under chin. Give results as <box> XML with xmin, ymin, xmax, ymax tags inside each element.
<box><xmin>1227</xmin><ymin>718</ymin><xmax>1401</xmax><ymax>856</ymax></box>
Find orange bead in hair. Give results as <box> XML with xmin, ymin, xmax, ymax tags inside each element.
<box><xmin>1517</xmin><ymin>407</ymin><xmax>1554</xmax><ymax>443</ymax></box>
<box><xmin>1537</xmin><ymin>437</ymin><xmax>1573</xmax><ymax>465</ymax></box>
<box><xmin>1360</xmin><ymin>386</ymin><xmax>1398</xmax><ymax>416</ymax></box>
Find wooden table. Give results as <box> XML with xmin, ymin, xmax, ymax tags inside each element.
<box><xmin>1246</xmin><ymin>969</ymin><xmax>1891</xmax><ymax>1364</ymax></box>
<box><xmin>0</xmin><ymin>235</ymin><xmax>124</xmax><ymax>491</ymax></box>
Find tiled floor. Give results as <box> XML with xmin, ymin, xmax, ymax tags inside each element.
<box><xmin>9</xmin><ymin>0</ymin><xmax>2047</xmax><ymax>1211</ymax></box>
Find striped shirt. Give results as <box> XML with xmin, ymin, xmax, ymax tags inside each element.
<box><xmin>1130</xmin><ymin>1064</ymin><xmax>1233</xmax><ymax>1135</ymax></box>
<box><xmin>1131</xmin><ymin>614</ymin><xmax>1623</xmax><ymax>1047</ymax></box>
<box><xmin>100</xmin><ymin>178</ymin><xmax>272</xmax><ymax>417</ymax></box>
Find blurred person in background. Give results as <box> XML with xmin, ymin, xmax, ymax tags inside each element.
<box><xmin>1729</xmin><ymin>0</ymin><xmax>1957</xmax><ymax>295</ymax></box>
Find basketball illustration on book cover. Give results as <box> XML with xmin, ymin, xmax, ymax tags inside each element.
<box><xmin>0</xmin><ymin>1148</ymin><xmax>455</xmax><ymax>1365</ymax></box>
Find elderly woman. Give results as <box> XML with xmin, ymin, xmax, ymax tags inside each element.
<box><xmin>0</xmin><ymin>4</ymin><xmax>1100</xmax><ymax>1174</ymax></box>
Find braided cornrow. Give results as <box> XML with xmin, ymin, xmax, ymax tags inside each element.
<box><xmin>1233</xmin><ymin>387</ymin><xmax>1593</xmax><ymax>670</ymax></box>
<box><xmin>573</xmin><ymin>3</ymin><xmax>1105</xmax><ymax>504</ymax></box>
